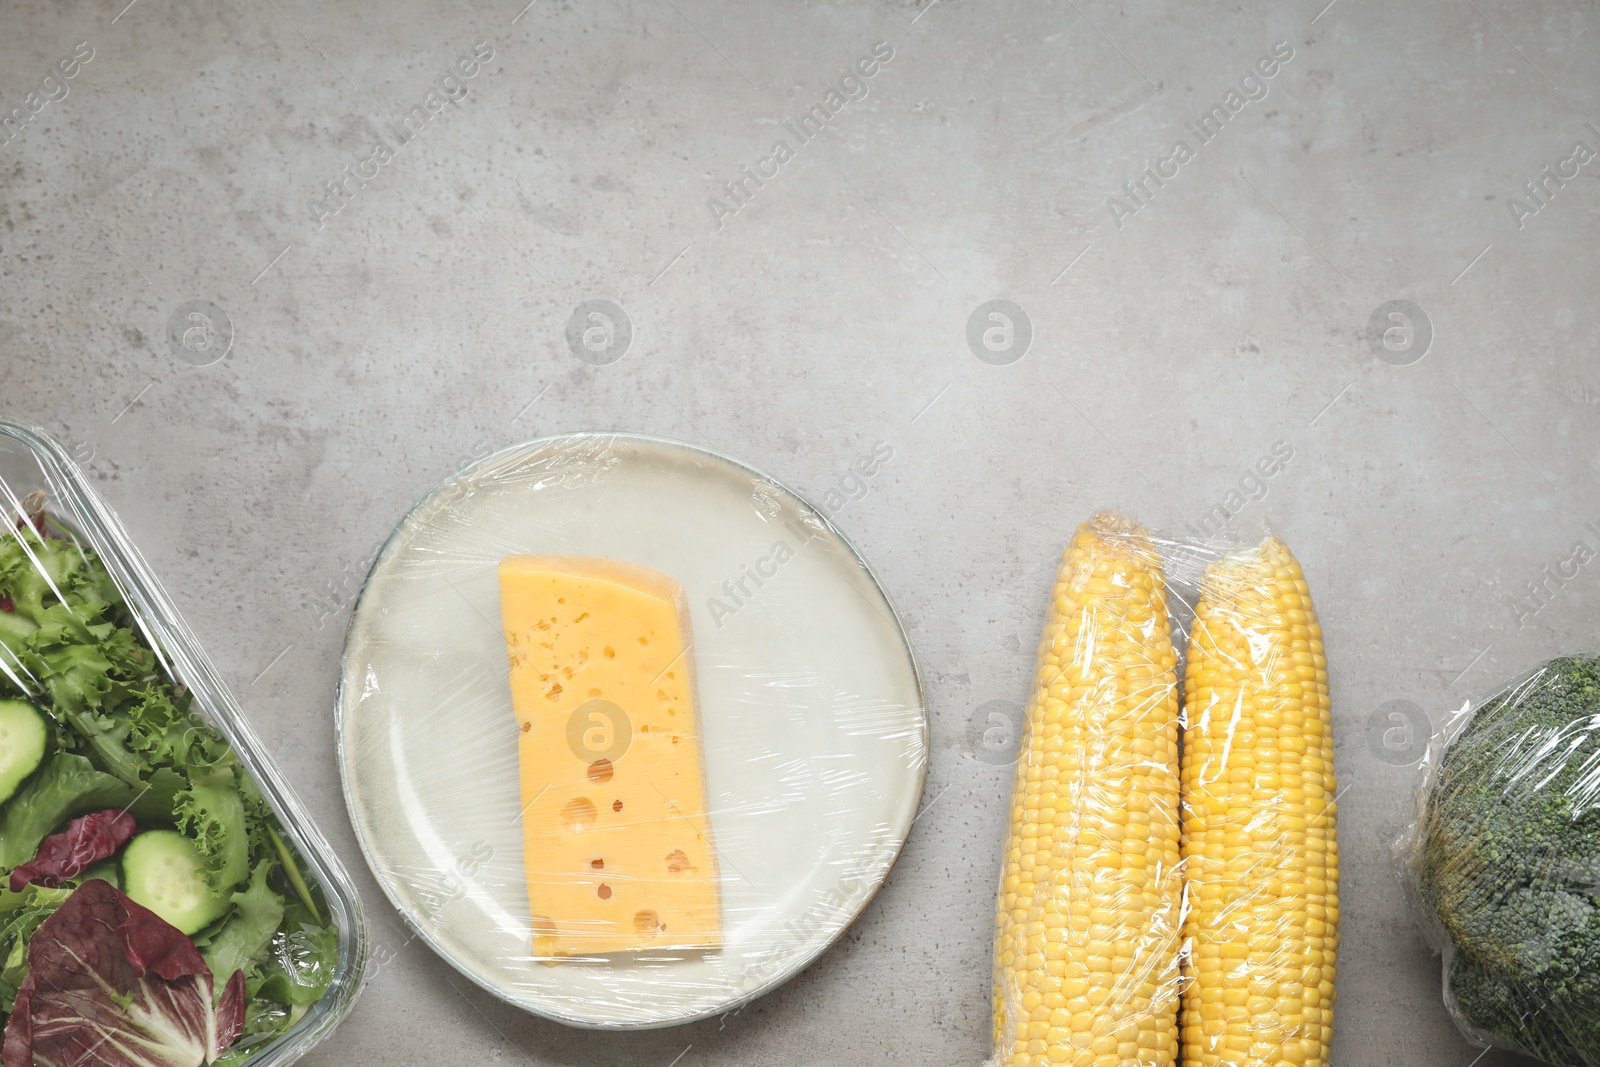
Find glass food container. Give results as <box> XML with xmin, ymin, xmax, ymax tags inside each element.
<box><xmin>0</xmin><ymin>418</ymin><xmax>368</xmax><ymax>1065</ymax></box>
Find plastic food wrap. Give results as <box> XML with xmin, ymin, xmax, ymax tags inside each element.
<box><xmin>990</xmin><ymin>515</ymin><xmax>1185</xmax><ymax>1067</ymax></box>
<box><xmin>989</xmin><ymin>515</ymin><xmax>1337</xmax><ymax>1067</ymax></box>
<box><xmin>336</xmin><ymin>433</ymin><xmax>926</xmax><ymax>1029</ymax></box>
<box><xmin>1177</xmin><ymin>535</ymin><xmax>1337</xmax><ymax>1067</ymax></box>
<box><xmin>1399</xmin><ymin>656</ymin><xmax>1600</xmax><ymax>1067</ymax></box>
<box><xmin>0</xmin><ymin>419</ymin><xmax>367</xmax><ymax>1066</ymax></box>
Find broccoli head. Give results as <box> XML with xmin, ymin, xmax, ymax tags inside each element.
<box><xmin>1417</xmin><ymin>655</ymin><xmax>1600</xmax><ymax>1067</ymax></box>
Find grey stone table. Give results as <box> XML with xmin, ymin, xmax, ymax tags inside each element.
<box><xmin>3</xmin><ymin>0</ymin><xmax>1596</xmax><ymax>1063</ymax></box>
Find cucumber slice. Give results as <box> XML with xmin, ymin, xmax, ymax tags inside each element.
<box><xmin>0</xmin><ymin>699</ymin><xmax>49</xmax><ymax>805</ymax></box>
<box><xmin>121</xmin><ymin>830</ymin><xmax>229</xmax><ymax>934</ymax></box>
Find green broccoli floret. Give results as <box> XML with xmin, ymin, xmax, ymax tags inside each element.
<box><xmin>1417</xmin><ymin>655</ymin><xmax>1600</xmax><ymax>1067</ymax></box>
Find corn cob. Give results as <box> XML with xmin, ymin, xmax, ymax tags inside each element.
<box><xmin>992</xmin><ymin>514</ymin><xmax>1184</xmax><ymax>1067</ymax></box>
<box><xmin>1179</xmin><ymin>537</ymin><xmax>1338</xmax><ymax>1067</ymax></box>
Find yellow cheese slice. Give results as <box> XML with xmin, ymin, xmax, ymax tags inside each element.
<box><xmin>497</xmin><ymin>555</ymin><xmax>721</xmax><ymax>957</ymax></box>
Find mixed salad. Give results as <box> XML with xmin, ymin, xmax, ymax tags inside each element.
<box><xmin>0</xmin><ymin>496</ymin><xmax>337</xmax><ymax>1066</ymax></box>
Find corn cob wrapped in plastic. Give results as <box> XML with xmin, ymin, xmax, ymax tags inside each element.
<box><xmin>990</xmin><ymin>514</ymin><xmax>1184</xmax><ymax>1067</ymax></box>
<box><xmin>1179</xmin><ymin>536</ymin><xmax>1338</xmax><ymax>1067</ymax></box>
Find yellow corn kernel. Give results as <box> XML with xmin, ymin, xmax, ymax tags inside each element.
<box><xmin>1179</xmin><ymin>537</ymin><xmax>1339</xmax><ymax>1067</ymax></box>
<box><xmin>991</xmin><ymin>514</ymin><xmax>1183</xmax><ymax>1067</ymax></box>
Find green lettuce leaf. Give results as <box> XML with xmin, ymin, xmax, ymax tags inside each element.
<box><xmin>127</xmin><ymin>767</ymin><xmax>188</xmax><ymax>828</ymax></box>
<box><xmin>202</xmin><ymin>861</ymin><xmax>285</xmax><ymax>985</ymax></box>
<box><xmin>0</xmin><ymin>753</ymin><xmax>135</xmax><ymax>868</ymax></box>
<box><xmin>173</xmin><ymin>780</ymin><xmax>250</xmax><ymax>892</ymax></box>
<box><xmin>255</xmin><ymin>903</ymin><xmax>338</xmax><ymax>1006</ymax></box>
<box><xmin>210</xmin><ymin>998</ymin><xmax>295</xmax><ymax>1066</ymax></box>
<box><xmin>0</xmin><ymin>884</ymin><xmax>71</xmax><ymax>1013</ymax></box>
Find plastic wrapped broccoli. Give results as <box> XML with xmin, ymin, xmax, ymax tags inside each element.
<box><xmin>1402</xmin><ymin>655</ymin><xmax>1600</xmax><ymax>1067</ymax></box>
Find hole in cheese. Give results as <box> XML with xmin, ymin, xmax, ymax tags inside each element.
<box><xmin>597</xmin><ymin>884</ymin><xmax>612</xmax><ymax>900</ymax></box>
<box><xmin>634</xmin><ymin>910</ymin><xmax>661</xmax><ymax>936</ymax></box>
<box><xmin>591</xmin><ymin>859</ymin><xmax>603</xmax><ymax>869</ymax></box>
<box><xmin>666</xmin><ymin>849</ymin><xmax>689</xmax><ymax>874</ymax></box>
<box><xmin>561</xmin><ymin>797</ymin><xmax>597</xmax><ymax>831</ymax></box>
<box><xmin>612</xmin><ymin>799</ymin><xmax>623</xmax><ymax>812</ymax></box>
<box><xmin>587</xmin><ymin>759</ymin><xmax>613</xmax><ymax>783</ymax></box>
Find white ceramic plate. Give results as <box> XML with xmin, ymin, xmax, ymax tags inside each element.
<box><xmin>337</xmin><ymin>433</ymin><xmax>926</xmax><ymax>1028</ymax></box>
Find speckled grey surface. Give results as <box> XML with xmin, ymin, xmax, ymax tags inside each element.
<box><xmin>3</xmin><ymin>0</ymin><xmax>1597</xmax><ymax>1064</ymax></box>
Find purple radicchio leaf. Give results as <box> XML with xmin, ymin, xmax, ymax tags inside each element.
<box><xmin>10</xmin><ymin>810</ymin><xmax>138</xmax><ymax>893</ymax></box>
<box><xmin>2</xmin><ymin>879</ymin><xmax>245</xmax><ymax>1067</ymax></box>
